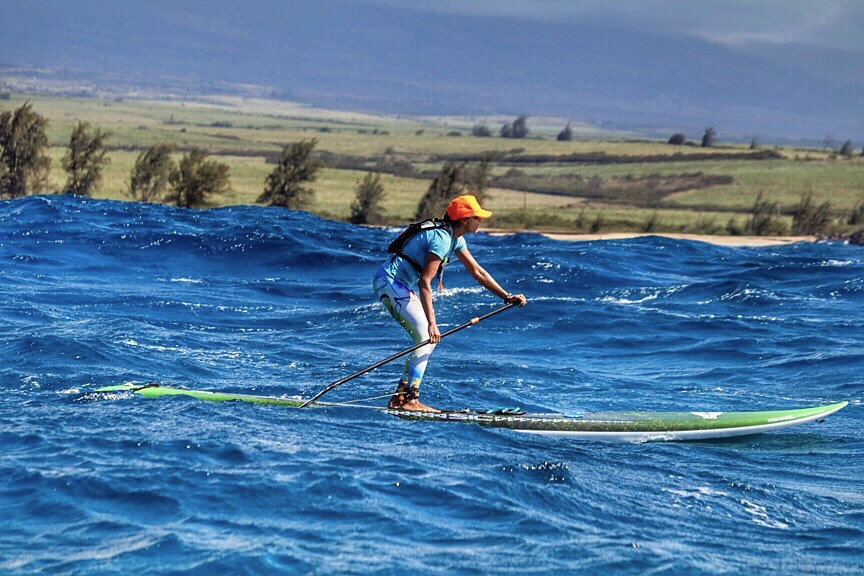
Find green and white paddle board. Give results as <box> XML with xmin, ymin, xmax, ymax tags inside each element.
<box><xmin>95</xmin><ymin>383</ymin><xmax>847</xmax><ymax>442</ymax></box>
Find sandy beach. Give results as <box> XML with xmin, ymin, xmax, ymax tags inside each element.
<box><xmin>487</xmin><ymin>230</ymin><xmax>817</xmax><ymax>247</ymax></box>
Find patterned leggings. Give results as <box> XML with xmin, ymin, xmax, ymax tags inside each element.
<box><xmin>373</xmin><ymin>273</ymin><xmax>437</xmax><ymax>394</ymax></box>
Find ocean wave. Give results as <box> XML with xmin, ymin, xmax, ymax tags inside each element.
<box><xmin>1</xmin><ymin>195</ymin><xmax>862</xmax><ymax>575</ymax></box>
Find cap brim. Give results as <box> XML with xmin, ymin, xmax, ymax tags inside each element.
<box><xmin>475</xmin><ymin>208</ymin><xmax>493</xmax><ymax>218</ymax></box>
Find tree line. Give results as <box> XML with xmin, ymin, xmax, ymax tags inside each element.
<box><xmin>0</xmin><ymin>102</ymin><xmax>327</xmax><ymax>210</ymax></box>
<box><xmin>668</xmin><ymin>128</ymin><xmax>862</xmax><ymax>155</ymax></box>
<box><xmin>0</xmin><ymin>102</ymin><xmax>495</xmax><ymax>224</ymax></box>
<box><xmin>471</xmin><ymin>115</ymin><xmax>574</xmax><ymax>142</ymax></box>
<box><xmin>4</xmin><ymin>102</ymin><xmax>859</xmax><ymax>236</ymax></box>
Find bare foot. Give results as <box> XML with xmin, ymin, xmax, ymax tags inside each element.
<box><xmin>389</xmin><ymin>395</ymin><xmax>440</xmax><ymax>413</ymax></box>
<box><xmin>388</xmin><ymin>394</ymin><xmax>404</xmax><ymax>409</ymax></box>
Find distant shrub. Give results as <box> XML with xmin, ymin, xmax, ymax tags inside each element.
<box><xmin>589</xmin><ymin>211</ymin><xmax>605</xmax><ymax>233</ymax></box>
<box><xmin>840</xmin><ymin>140</ymin><xmax>854</xmax><ymax>157</ymax></box>
<box><xmin>641</xmin><ymin>211</ymin><xmax>660</xmax><ymax>233</ymax></box>
<box><xmin>847</xmin><ymin>199</ymin><xmax>864</xmax><ymax>225</ymax></box>
<box><xmin>258</xmin><ymin>139</ymin><xmax>321</xmax><ymax>210</ymax></box>
<box><xmin>575</xmin><ymin>206</ymin><xmax>588</xmax><ymax>229</ymax></box>
<box><xmin>701</xmin><ymin>127</ymin><xmax>715</xmax><ymax>148</ymax></box>
<box><xmin>0</xmin><ymin>92</ymin><xmax>10</xmax><ymax>101</ymax></box>
<box><xmin>793</xmin><ymin>191</ymin><xmax>833</xmax><ymax>235</ymax></box>
<box><xmin>557</xmin><ymin>123</ymin><xmax>573</xmax><ymax>142</ymax></box>
<box><xmin>472</xmin><ymin>123</ymin><xmax>492</xmax><ymax>137</ymax></box>
<box><xmin>349</xmin><ymin>172</ymin><xmax>386</xmax><ymax>225</ymax></box>
<box><xmin>501</xmin><ymin>115</ymin><xmax>529</xmax><ymax>139</ymax></box>
<box><xmin>0</xmin><ymin>102</ymin><xmax>51</xmax><ymax>198</ymax></box>
<box><xmin>464</xmin><ymin>157</ymin><xmax>494</xmax><ymax>203</ymax></box>
<box><xmin>746</xmin><ymin>192</ymin><xmax>788</xmax><ymax>236</ymax></box>
<box><xmin>668</xmin><ymin>133</ymin><xmax>686</xmax><ymax>145</ymax></box>
<box><xmin>61</xmin><ymin>121</ymin><xmax>111</xmax><ymax>196</ymax></box>
<box><xmin>512</xmin><ymin>116</ymin><xmax>529</xmax><ymax>138</ymax></box>
<box><xmin>725</xmin><ymin>217</ymin><xmax>744</xmax><ymax>235</ymax></box>
<box><xmin>447</xmin><ymin>131</ymin><xmax>462</xmax><ymax>137</ymax></box>
<box><xmin>167</xmin><ymin>148</ymin><xmax>230</xmax><ymax>209</ymax></box>
<box><xmin>416</xmin><ymin>162</ymin><xmax>464</xmax><ymax>220</ymax></box>
<box><xmin>129</xmin><ymin>143</ymin><xmax>175</xmax><ymax>203</ymax></box>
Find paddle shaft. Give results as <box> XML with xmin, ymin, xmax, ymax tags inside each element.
<box><xmin>299</xmin><ymin>303</ymin><xmax>516</xmax><ymax>407</ymax></box>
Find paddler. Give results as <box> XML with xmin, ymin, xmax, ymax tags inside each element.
<box><xmin>373</xmin><ymin>195</ymin><xmax>527</xmax><ymax>412</ymax></box>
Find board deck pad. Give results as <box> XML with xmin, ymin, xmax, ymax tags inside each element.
<box><xmin>94</xmin><ymin>384</ymin><xmax>847</xmax><ymax>442</ymax></box>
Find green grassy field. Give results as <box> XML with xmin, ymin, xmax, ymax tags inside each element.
<box><xmin>4</xmin><ymin>93</ymin><xmax>863</xmax><ymax>235</ymax></box>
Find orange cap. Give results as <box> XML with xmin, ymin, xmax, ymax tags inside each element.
<box><xmin>445</xmin><ymin>195</ymin><xmax>492</xmax><ymax>220</ymax></box>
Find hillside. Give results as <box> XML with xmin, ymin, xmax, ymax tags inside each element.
<box><xmin>2</xmin><ymin>93</ymin><xmax>862</xmax><ymax>238</ymax></box>
<box><xmin>2</xmin><ymin>0</ymin><xmax>862</xmax><ymax>143</ymax></box>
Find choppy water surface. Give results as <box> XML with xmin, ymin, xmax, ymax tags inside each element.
<box><xmin>1</xmin><ymin>195</ymin><xmax>861</xmax><ymax>575</ymax></box>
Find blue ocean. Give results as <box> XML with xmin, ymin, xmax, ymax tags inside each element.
<box><xmin>1</xmin><ymin>195</ymin><xmax>861</xmax><ymax>575</ymax></box>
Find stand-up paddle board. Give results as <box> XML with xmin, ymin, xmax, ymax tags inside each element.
<box><xmin>95</xmin><ymin>384</ymin><xmax>847</xmax><ymax>442</ymax></box>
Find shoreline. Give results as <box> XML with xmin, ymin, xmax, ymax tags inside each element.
<box><xmin>486</xmin><ymin>229</ymin><xmax>818</xmax><ymax>247</ymax></box>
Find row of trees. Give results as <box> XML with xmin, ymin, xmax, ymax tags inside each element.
<box><xmin>0</xmin><ymin>101</ymin><xmax>235</xmax><ymax>207</ymax></box>
<box><xmin>0</xmin><ymin>100</ymin><xmax>490</xmax><ymax>223</ymax></box>
<box><xmin>669</xmin><ymin>128</ymin><xmax>862</xmax><ymax>156</ymax></box>
<box><xmin>141</xmin><ymin>142</ymin><xmax>489</xmax><ymax>224</ymax></box>
<box><xmin>0</xmin><ymin>102</ymin><xmax>331</xmax><ymax>210</ymax></box>
<box><xmin>822</xmin><ymin>137</ymin><xmax>861</xmax><ymax>157</ymax></box>
<box><xmin>5</xmin><ymin>102</ymin><xmax>860</xmax><ymax>235</ymax></box>
<box><xmin>470</xmin><ymin>116</ymin><xmax>575</xmax><ymax>142</ymax></box>
<box><xmin>668</xmin><ymin>128</ymin><xmax>719</xmax><ymax>148</ymax></box>
<box><xmin>739</xmin><ymin>191</ymin><xmax>864</xmax><ymax>237</ymax></box>
<box><xmin>129</xmin><ymin>139</ymin><xmax>325</xmax><ymax>209</ymax></box>
<box><xmin>472</xmin><ymin>115</ymin><xmax>532</xmax><ymax>139</ymax></box>
<box><xmin>634</xmin><ymin>190</ymin><xmax>857</xmax><ymax>238</ymax></box>
<box><xmin>0</xmin><ymin>102</ymin><xmax>113</xmax><ymax>199</ymax></box>
<box><xmin>472</xmin><ymin>116</ymin><xmax>530</xmax><ymax>139</ymax></box>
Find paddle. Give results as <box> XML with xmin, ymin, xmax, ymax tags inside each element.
<box><xmin>299</xmin><ymin>302</ymin><xmax>517</xmax><ymax>407</ymax></box>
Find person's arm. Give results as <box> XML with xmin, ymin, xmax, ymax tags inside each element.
<box><xmin>455</xmin><ymin>248</ymin><xmax>527</xmax><ymax>306</ymax></box>
<box><xmin>419</xmin><ymin>253</ymin><xmax>443</xmax><ymax>342</ymax></box>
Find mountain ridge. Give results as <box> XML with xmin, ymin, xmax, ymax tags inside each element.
<box><xmin>2</xmin><ymin>0</ymin><xmax>861</xmax><ymax>141</ymax></box>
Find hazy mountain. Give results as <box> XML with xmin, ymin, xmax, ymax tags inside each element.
<box><xmin>2</xmin><ymin>0</ymin><xmax>861</xmax><ymax>142</ymax></box>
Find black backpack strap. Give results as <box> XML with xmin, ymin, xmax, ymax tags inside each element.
<box><xmin>392</xmin><ymin>250</ymin><xmax>424</xmax><ymax>275</ymax></box>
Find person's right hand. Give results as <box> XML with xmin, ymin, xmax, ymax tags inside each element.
<box><xmin>505</xmin><ymin>293</ymin><xmax>527</xmax><ymax>307</ymax></box>
<box><xmin>428</xmin><ymin>322</ymin><xmax>441</xmax><ymax>343</ymax></box>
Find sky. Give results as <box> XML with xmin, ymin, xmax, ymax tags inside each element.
<box><xmin>362</xmin><ymin>0</ymin><xmax>864</xmax><ymax>51</ymax></box>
